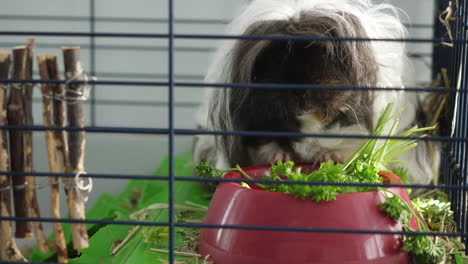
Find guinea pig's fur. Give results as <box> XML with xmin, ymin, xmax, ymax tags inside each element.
<box><xmin>193</xmin><ymin>0</ymin><xmax>440</xmax><ymax>184</ymax></box>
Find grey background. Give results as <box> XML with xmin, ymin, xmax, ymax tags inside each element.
<box><xmin>0</xmin><ymin>0</ymin><xmax>436</xmax><ymax>250</ymax></box>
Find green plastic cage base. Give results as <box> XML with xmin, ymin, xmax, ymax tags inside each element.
<box><xmin>30</xmin><ymin>152</ymin><xmax>211</xmax><ymax>264</ymax></box>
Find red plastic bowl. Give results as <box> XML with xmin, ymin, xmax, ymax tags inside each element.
<box><xmin>198</xmin><ymin>164</ymin><xmax>418</xmax><ymax>264</ymax></box>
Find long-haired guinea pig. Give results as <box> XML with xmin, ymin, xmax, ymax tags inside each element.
<box><xmin>193</xmin><ymin>0</ymin><xmax>440</xmax><ymax>185</ymax></box>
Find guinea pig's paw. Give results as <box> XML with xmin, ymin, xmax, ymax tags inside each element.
<box><xmin>269</xmin><ymin>152</ymin><xmax>291</xmax><ymax>165</ymax></box>
<box><xmin>318</xmin><ymin>151</ymin><xmax>343</xmax><ymax>164</ymax></box>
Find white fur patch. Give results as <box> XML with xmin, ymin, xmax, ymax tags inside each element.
<box><xmin>293</xmin><ymin>113</ymin><xmax>368</xmax><ymax>163</ymax></box>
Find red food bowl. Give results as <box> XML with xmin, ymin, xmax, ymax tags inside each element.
<box><xmin>198</xmin><ymin>164</ymin><xmax>417</xmax><ymax>264</ymax></box>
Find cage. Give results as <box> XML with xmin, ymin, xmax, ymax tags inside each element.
<box><xmin>0</xmin><ymin>0</ymin><xmax>466</xmax><ymax>263</ymax></box>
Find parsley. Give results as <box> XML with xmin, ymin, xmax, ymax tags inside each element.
<box><xmin>195</xmin><ymin>160</ymin><xmax>224</xmax><ymax>191</ymax></box>
<box><xmin>305</xmin><ymin>161</ymin><xmax>345</xmax><ymax>201</ymax></box>
<box><xmin>344</xmin><ymin>160</ymin><xmax>382</xmax><ymax>193</ymax></box>
<box><xmin>195</xmin><ymin>160</ymin><xmax>259</xmax><ymax>192</ymax></box>
<box><xmin>195</xmin><ymin>160</ymin><xmax>224</xmax><ymax>179</ymax></box>
<box><xmin>260</xmin><ymin>161</ymin><xmax>346</xmax><ymax>201</ymax></box>
<box><xmin>379</xmin><ymin>194</ymin><xmax>410</xmax><ymax>224</ymax></box>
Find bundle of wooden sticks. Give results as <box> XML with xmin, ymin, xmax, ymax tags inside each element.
<box><xmin>0</xmin><ymin>37</ymin><xmax>89</xmax><ymax>263</ymax></box>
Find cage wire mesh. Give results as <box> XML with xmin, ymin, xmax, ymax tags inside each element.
<box><xmin>0</xmin><ymin>0</ymin><xmax>467</xmax><ymax>263</ymax></box>
<box><xmin>440</xmin><ymin>0</ymin><xmax>468</xmax><ymax>247</ymax></box>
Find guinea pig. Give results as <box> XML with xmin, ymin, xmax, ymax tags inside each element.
<box><xmin>193</xmin><ymin>0</ymin><xmax>440</xmax><ymax>185</ymax></box>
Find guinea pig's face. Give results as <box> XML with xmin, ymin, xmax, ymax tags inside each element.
<box><xmin>242</xmin><ymin>82</ymin><xmax>374</xmax><ymax>165</ymax></box>
<box><xmin>291</xmin><ymin>84</ymin><xmax>374</xmax><ymax>165</ymax></box>
<box><xmin>225</xmin><ymin>14</ymin><xmax>379</xmax><ymax>166</ymax></box>
<box><xmin>229</xmin><ymin>40</ymin><xmax>375</xmax><ymax>165</ymax></box>
<box><xmin>299</xmin><ymin>79</ymin><xmax>374</xmax><ymax>130</ymax></box>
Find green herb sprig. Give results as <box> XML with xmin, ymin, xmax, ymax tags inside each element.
<box><xmin>379</xmin><ymin>189</ymin><xmax>445</xmax><ymax>263</ymax></box>
<box><xmin>412</xmin><ymin>197</ymin><xmax>467</xmax><ymax>263</ymax></box>
<box><xmin>195</xmin><ymin>160</ymin><xmax>251</xmax><ymax>191</ymax></box>
<box><xmin>195</xmin><ymin>160</ymin><xmax>258</xmax><ymax>192</ymax></box>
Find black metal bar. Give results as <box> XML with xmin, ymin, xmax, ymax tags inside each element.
<box><xmin>444</xmin><ymin>0</ymin><xmax>459</xmax><ymax>221</ymax></box>
<box><xmin>0</xmin><ymin>216</ymin><xmax>464</xmax><ymax>238</ymax></box>
<box><xmin>31</xmin><ymin>98</ymin><xmax>200</xmax><ymax>108</ymax></box>
<box><xmin>0</xmin><ymin>78</ymin><xmax>465</xmax><ymax>93</ymax></box>
<box><xmin>0</xmin><ymin>42</ymin><xmax>217</xmax><ymax>53</ymax></box>
<box><xmin>432</xmin><ymin>0</ymin><xmax>453</xmax><ymax>80</ymax></box>
<box><xmin>0</xmin><ymin>41</ymin><xmax>434</xmax><ymax>58</ymax></box>
<box><xmin>90</xmin><ymin>0</ymin><xmax>96</xmax><ymax>126</ymax></box>
<box><xmin>0</xmin><ymin>14</ymin><xmax>434</xmax><ymax>28</ymax></box>
<box><xmin>0</xmin><ymin>30</ymin><xmax>462</xmax><ymax>43</ymax></box>
<box><xmin>91</xmin><ymin>72</ymin><xmax>203</xmax><ymax>80</ymax></box>
<box><xmin>1</xmin><ymin>170</ymin><xmax>468</xmax><ymax>190</ymax></box>
<box><xmin>31</xmin><ymin>70</ymin><xmax>205</xmax><ymax>80</ymax></box>
<box><xmin>0</xmin><ymin>14</ymin><xmax>231</xmax><ymax>25</ymax></box>
<box><xmin>459</xmin><ymin>0</ymin><xmax>468</xmax><ymax>245</ymax></box>
<box><xmin>457</xmin><ymin>0</ymin><xmax>465</xmax><ymax>234</ymax></box>
<box><xmin>452</xmin><ymin>0</ymin><xmax>462</xmax><ymax>233</ymax></box>
<box><xmin>445</xmin><ymin>149</ymin><xmax>451</xmax><ymax>200</ymax></box>
<box><xmin>168</xmin><ymin>0</ymin><xmax>176</xmax><ymax>262</ymax></box>
<box><xmin>0</xmin><ymin>125</ymin><xmax>465</xmax><ymax>142</ymax></box>
<box><xmin>450</xmin><ymin>152</ymin><xmax>456</xmax><ymax>211</ymax></box>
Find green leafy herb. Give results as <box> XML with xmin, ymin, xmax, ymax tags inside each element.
<box><xmin>412</xmin><ymin>197</ymin><xmax>467</xmax><ymax>263</ymax></box>
<box><xmin>195</xmin><ymin>160</ymin><xmax>255</xmax><ymax>192</ymax></box>
<box><xmin>344</xmin><ymin>160</ymin><xmax>382</xmax><ymax>193</ymax></box>
<box><xmin>261</xmin><ymin>161</ymin><xmax>343</xmax><ymax>201</ymax></box>
<box><xmin>402</xmin><ymin>231</ymin><xmax>445</xmax><ymax>264</ymax></box>
<box><xmin>412</xmin><ymin>198</ymin><xmax>455</xmax><ymax>232</ymax></box>
<box><xmin>195</xmin><ymin>160</ymin><xmax>225</xmax><ymax>191</ymax></box>
<box><xmin>379</xmin><ymin>189</ymin><xmax>445</xmax><ymax>263</ymax></box>
<box><xmin>392</xmin><ymin>167</ymin><xmax>409</xmax><ymax>184</ymax></box>
<box><xmin>195</xmin><ymin>160</ymin><xmax>224</xmax><ymax>178</ymax></box>
<box><xmin>304</xmin><ymin>161</ymin><xmax>345</xmax><ymax>201</ymax></box>
<box><xmin>379</xmin><ymin>194</ymin><xmax>410</xmax><ymax>224</ymax></box>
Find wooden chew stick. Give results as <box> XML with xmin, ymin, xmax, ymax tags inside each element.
<box><xmin>38</xmin><ymin>55</ymin><xmax>68</xmax><ymax>262</ymax></box>
<box><xmin>7</xmin><ymin>46</ymin><xmax>32</xmax><ymax>238</ymax></box>
<box><xmin>0</xmin><ymin>50</ymin><xmax>27</xmax><ymax>262</ymax></box>
<box><xmin>24</xmin><ymin>37</ymin><xmax>49</xmax><ymax>253</ymax></box>
<box><xmin>47</xmin><ymin>55</ymin><xmax>72</xmax><ymax>259</ymax></box>
<box><xmin>47</xmin><ymin>56</ymin><xmax>69</xmax><ymax>177</ymax></box>
<box><xmin>62</xmin><ymin>47</ymin><xmax>89</xmax><ymax>249</ymax></box>
<box><xmin>47</xmin><ymin>54</ymin><xmax>73</xmax><ymax>256</ymax></box>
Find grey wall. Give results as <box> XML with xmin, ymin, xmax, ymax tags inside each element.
<box><xmin>0</xmin><ymin>0</ymin><xmax>435</xmax><ymax>250</ymax></box>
